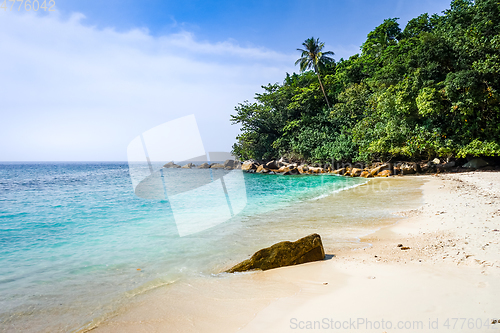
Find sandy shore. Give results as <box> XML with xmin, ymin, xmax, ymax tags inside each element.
<box><xmin>91</xmin><ymin>172</ymin><xmax>500</xmax><ymax>333</ymax></box>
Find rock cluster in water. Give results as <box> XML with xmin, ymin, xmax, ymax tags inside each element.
<box><xmin>226</xmin><ymin>233</ymin><xmax>325</xmax><ymax>273</ymax></box>
<box><xmin>163</xmin><ymin>157</ymin><xmax>498</xmax><ymax>175</ymax></box>
<box><xmin>163</xmin><ymin>160</ymin><xmax>241</xmax><ymax>170</ymax></box>
<box><xmin>241</xmin><ymin>157</ymin><xmax>394</xmax><ymax>177</ymax></box>
<box><xmin>240</xmin><ymin>156</ymin><xmax>499</xmax><ymax>177</ymax></box>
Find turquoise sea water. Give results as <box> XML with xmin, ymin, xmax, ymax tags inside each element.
<box><xmin>0</xmin><ymin>162</ymin><xmax>368</xmax><ymax>332</ymax></box>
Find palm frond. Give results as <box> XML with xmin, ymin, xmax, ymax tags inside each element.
<box><xmin>295</xmin><ymin>37</ymin><xmax>334</xmax><ymax>73</ymax></box>
<box><xmin>294</xmin><ymin>37</ymin><xmax>334</xmax><ymax>107</ymax></box>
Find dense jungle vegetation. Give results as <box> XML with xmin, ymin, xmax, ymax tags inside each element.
<box><xmin>230</xmin><ymin>0</ymin><xmax>500</xmax><ymax>163</ymax></box>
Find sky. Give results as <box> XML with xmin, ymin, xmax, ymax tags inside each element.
<box><xmin>0</xmin><ymin>0</ymin><xmax>452</xmax><ymax>161</ymax></box>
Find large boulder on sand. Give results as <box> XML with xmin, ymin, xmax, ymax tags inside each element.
<box><xmin>350</xmin><ymin>168</ymin><xmax>363</xmax><ymax>177</ymax></box>
<box><xmin>377</xmin><ymin>170</ymin><xmax>392</xmax><ymax>177</ymax></box>
<box><xmin>309</xmin><ymin>167</ymin><xmax>324</xmax><ymax>174</ymax></box>
<box><xmin>370</xmin><ymin>164</ymin><xmax>389</xmax><ymax>176</ymax></box>
<box><xmin>399</xmin><ymin>163</ymin><xmax>417</xmax><ymax>175</ymax></box>
<box><xmin>436</xmin><ymin>161</ymin><xmax>455</xmax><ymax>171</ymax></box>
<box><xmin>333</xmin><ymin>168</ymin><xmax>346</xmax><ymax>175</ymax></box>
<box><xmin>360</xmin><ymin>171</ymin><xmax>372</xmax><ymax>178</ymax></box>
<box><xmin>226</xmin><ymin>234</ymin><xmax>325</xmax><ymax>273</ymax></box>
<box><xmin>463</xmin><ymin>158</ymin><xmax>489</xmax><ymax>169</ymax></box>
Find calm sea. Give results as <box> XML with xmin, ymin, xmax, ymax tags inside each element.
<box><xmin>0</xmin><ymin>162</ymin><xmax>422</xmax><ymax>332</ymax></box>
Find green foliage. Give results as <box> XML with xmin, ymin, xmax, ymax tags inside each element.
<box><xmin>457</xmin><ymin>139</ymin><xmax>500</xmax><ymax>157</ymax></box>
<box><xmin>362</xmin><ymin>18</ymin><xmax>402</xmax><ymax>57</ymax></box>
<box><xmin>231</xmin><ymin>0</ymin><xmax>500</xmax><ymax>163</ymax></box>
<box><xmin>416</xmin><ymin>86</ymin><xmax>445</xmax><ymax>116</ymax></box>
<box><xmin>402</xmin><ymin>14</ymin><xmax>434</xmax><ymax>38</ymax></box>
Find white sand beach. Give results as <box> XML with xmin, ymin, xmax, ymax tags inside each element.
<box><xmin>90</xmin><ymin>172</ymin><xmax>500</xmax><ymax>333</ymax></box>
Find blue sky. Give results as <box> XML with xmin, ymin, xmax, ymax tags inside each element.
<box><xmin>58</xmin><ymin>0</ymin><xmax>451</xmax><ymax>59</ymax></box>
<box><xmin>0</xmin><ymin>0</ymin><xmax>451</xmax><ymax>161</ymax></box>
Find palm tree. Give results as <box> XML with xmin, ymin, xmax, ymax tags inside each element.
<box><xmin>295</xmin><ymin>37</ymin><xmax>334</xmax><ymax>108</ymax></box>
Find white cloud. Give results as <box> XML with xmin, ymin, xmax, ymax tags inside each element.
<box><xmin>0</xmin><ymin>11</ymin><xmax>296</xmax><ymax>161</ymax></box>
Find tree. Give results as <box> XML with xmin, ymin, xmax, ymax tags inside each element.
<box><xmin>231</xmin><ymin>0</ymin><xmax>500</xmax><ymax>163</ymax></box>
<box><xmin>362</xmin><ymin>18</ymin><xmax>402</xmax><ymax>56</ymax></box>
<box><xmin>402</xmin><ymin>13</ymin><xmax>434</xmax><ymax>38</ymax></box>
<box><xmin>295</xmin><ymin>37</ymin><xmax>335</xmax><ymax>108</ymax></box>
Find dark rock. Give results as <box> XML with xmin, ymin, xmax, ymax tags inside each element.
<box><xmin>277</xmin><ymin>157</ymin><xmax>290</xmax><ymax>167</ymax></box>
<box><xmin>399</xmin><ymin>163</ymin><xmax>418</xmax><ymax>175</ymax></box>
<box><xmin>226</xmin><ymin>234</ymin><xmax>325</xmax><ymax>273</ymax></box>
<box><xmin>224</xmin><ymin>159</ymin><xmax>236</xmax><ymax>169</ymax></box>
<box><xmin>421</xmin><ymin>162</ymin><xmax>436</xmax><ymax>173</ymax></box>
<box><xmin>297</xmin><ymin>165</ymin><xmax>309</xmax><ymax>174</ymax></box>
<box><xmin>283</xmin><ymin>167</ymin><xmax>300</xmax><ymax>175</ymax></box>
<box><xmin>436</xmin><ymin>161</ymin><xmax>455</xmax><ymax>171</ymax></box>
<box><xmin>463</xmin><ymin>158</ymin><xmax>489</xmax><ymax>169</ymax></box>
<box><xmin>265</xmin><ymin>160</ymin><xmax>279</xmax><ymax>169</ymax></box>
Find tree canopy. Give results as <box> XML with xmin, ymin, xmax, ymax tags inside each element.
<box><xmin>231</xmin><ymin>0</ymin><xmax>500</xmax><ymax>163</ymax></box>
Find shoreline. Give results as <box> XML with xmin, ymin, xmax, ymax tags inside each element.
<box><xmin>89</xmin><ymin>172</ymin><xmax>500</xmax><ymax>332</ymax></box>
<box><xmin>240</xmin><ymin>171</ymin><xmax>500</xmax><ymax>332</ymax></box>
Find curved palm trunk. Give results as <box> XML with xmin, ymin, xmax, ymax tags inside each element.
<box><xmin>316</xmin><ymin>72</ymin><xmax>331</xmax><ymax>108</ymax></box>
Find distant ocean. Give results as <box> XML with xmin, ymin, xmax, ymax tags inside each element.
<box><xmin>0</xmin><ymin>162</ymin><xmax>421</xmax><ymax>332</ymax></box>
